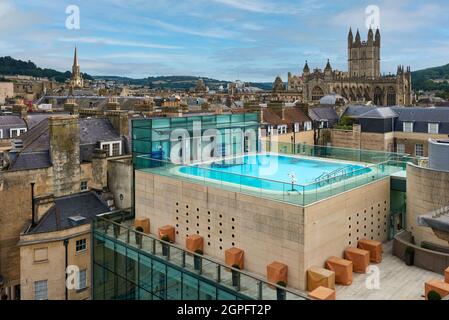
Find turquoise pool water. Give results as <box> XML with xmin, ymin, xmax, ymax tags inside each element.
<box><xmin>178</xmin><ymin>154</ymin><xmax>371</xmax><ymax>191</ymax></box>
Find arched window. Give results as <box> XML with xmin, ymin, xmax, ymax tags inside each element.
<box><xmin>374</xmin><ymin>87</ymin><xmax>383</xmax><ymax>106</ymax></box>
<box><xmin>387</xmin><ymin>87</ymin><xmax>396</xmax><ymax>106</ymax></box>
<box><xmin>312</xmin><ymin>86</ymin><xmax>324</xmax><ymax>101</ymax></box>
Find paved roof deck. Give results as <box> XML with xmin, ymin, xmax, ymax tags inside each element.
<box><xmin>336</xmin><ymin>241</ymin><xmax>442</xmax><ymax>300</ymax></box>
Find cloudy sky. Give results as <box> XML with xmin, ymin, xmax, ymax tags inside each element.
<box><xmin>0</xmin><ymin>0</ymin><xmax>448</xmax><ymax>81</ymax></box>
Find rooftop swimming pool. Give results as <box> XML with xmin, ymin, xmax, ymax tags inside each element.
<box><xmin>178</xmin><ymin>154</ymin><xmax>372</xmax><ymax>192</ymax></box>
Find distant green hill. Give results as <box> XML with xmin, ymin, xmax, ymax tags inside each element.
<box><xmin>95</xmin><ymin>75</ymin><xmax>272</xmax><ymax>91</ymax></box>
<box><xmin>95</xmin><ymin>75</ymin><xmax>230</xmax><ymax>90</ymax></box>
<box><xmin>412</xmin><ymin>63</ymin><xmax>449</xmax><ymax>92</ymax></box>
<box><xmin>0</xmin><ymin>56</ymin><xmax>93</xmax><ymax>83</ymax></box>
<box><xmin>0</xmin><ymin>56</ymin><xmax>272</xmax><ymax>90</ymax></box>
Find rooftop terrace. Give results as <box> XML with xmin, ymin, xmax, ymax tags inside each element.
<box><xmin>336</xmin><ymin>241</ymin><xmax>442</xmax><ymax>300</ymax></box>
<box><xmin>135</xmin><ymin>143</ymin><xmax>413</xmax><ymax>206</ymax></box>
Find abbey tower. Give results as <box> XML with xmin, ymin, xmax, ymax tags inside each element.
<box><xmin>348</xmin><ymin>28</ymin><xmax>381</xmax><ymax>79</ymax></box>
<box><xmin>282</xmin><ymin>27</ymin><xmax>412</xmax><ymax>106</ymax></box>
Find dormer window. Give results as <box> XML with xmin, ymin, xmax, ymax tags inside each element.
<box><xmin>403</xmin><ymin>122</ymin><xmax>413</xmax><ymax>133</ymax></box>
<box><xmin>428</xmin><ymin>123</ymin><xmax>439</xmax><ymax>134</ymax></box>
<box><xmin>10</xmin><ymin>128</ymin><xmax>27</xmax><ymax>138</ymax></box>
<box><xmin>101</xmin><ymin>141</ymin><xmax>122</xmax><ymax>157</ymax></box>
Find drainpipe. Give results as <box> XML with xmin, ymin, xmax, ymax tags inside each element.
<box><xmin>63</xmin><ymin>239</ymin><xmax>69</xmax><ymax>300</ymax></box>
<box><xmin>31</xmin><ymin>183</ymin><xmax>36</xmax><ymax>227</ymax></box>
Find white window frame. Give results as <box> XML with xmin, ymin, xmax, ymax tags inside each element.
<box><xmin>80</xmin><ymin>181</ymin><xmax>88</xmax><ymax>192</ymax></box>
<box><xmin>403</xmin><ymin>122</ymin><xmax>414</xmax><ymax>133</ymax></box>
<box><xmin>9</xmin><ymin>127</ymin><xmax>27</xmax><ymax>138</ymax></box>
<box><xmin>415</xmin><ymin>144</ymin><xmax>424</xmax><ymax>157</ymax></box>
<box><xmin>0</xmin><ymin>129</ymin><xmax>3</xmax><ymax>139</ymax></box>
<box><xmin>78</xmin><ymin>269</ymin><xmax>87</xmax><ymax>291</ymax></box>
<box><xmin>319</xmin><ymin>120</ymin><xmax>328</xmax><ymax>129</ymax></box>
<box><xmin>277</xmin><ymin>125</ymin><xmax>287</xmax><ymax>135</ymax></box>
<box><xmin>396</xmin><ymin>143</ymin><xmax>405</xmax><ymax>154</ymax></box>
<box><xmin>428</xmin><ymin>123</ymin><xmax>439</xmax><ymax>134</ymax></box>
<box><xmin>294</xmin><ymin>123</ymin><xmax>300</xmax><ymax>133</ymax></box>
<box><xmin>304</xmin><ymin>121</ymin><xmax>312</xmax><ymax>131</ymax></box>
<box><xmin>100</xmin><ymin>141</ymin><xmax>122</xmax><ymax>157</ymax></box>
<box><xmin>34</xmin><ymin>280</ymin><xmax>48</xmax><ymax>300</ymax></box>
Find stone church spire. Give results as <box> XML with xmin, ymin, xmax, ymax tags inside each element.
<box><xmin>368</xmin><ymin>27</ymin><xmax>374</xmax><ymax>44</ymax></box>
<box><xmin>73</xmin><ymin>46</ymin><xmax>78</xmax><ymax>67</ymax></box>
<box><xmin>375</xmin><ymin>28</ymin><xmax>381</xmax><ymax>47</ymax></box>
<box><xmin>348</xmin><ymin>28</ymin><xmax>353</xmax><ymax>48</ymax></box>
<box><xmin>354</xmin><ymin>29</ymin><xmax>361</xmax><ymax>46</ymax></box>
<box><xmin>70</xmin><ymin>46</ymin><xmax>84</xmax><ymax>88</ymax></box>
<box><xmin>303</xmin><ymin>60</ymin><xmax>310</xmax><ymax>75</ymax></box>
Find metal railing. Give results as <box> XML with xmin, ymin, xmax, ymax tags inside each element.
<box><xmin>135</xmin><ymin>155</ymin><xmax>405</xmax><ymax>206</ymax></box>
<box><xmin>93</xmin><ymin>212</ymin><xmax>309</xmax><ymax>300</ymax></box>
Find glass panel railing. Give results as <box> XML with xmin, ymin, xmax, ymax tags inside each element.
<box><xmin>266</xmin><ymin>141</ymin><xmax>415</xmax><ymax>165</ymax></box>
<box><xmin>93</xmin><ymin>214</ymin><xmax>309</xmax><ymax>301</ymax></box>
<box><xmin>136</xmin><ymin>155</ymin><xmax>406</xmax><ymax>207</ymax></box>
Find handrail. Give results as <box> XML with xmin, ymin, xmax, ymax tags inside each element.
<box><xmin>137</xmin><ymin>154</ymin><xmax>398</xmax><ymax>189</ymax></box>
<box><xmin>94</xmin><ymin>213</ymin><xmax>309</xmax><ymax>300</ymax></box>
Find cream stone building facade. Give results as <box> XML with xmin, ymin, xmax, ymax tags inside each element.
<box><xmin>0</xmin><ymin>111</ymin><xmax>133</xmax><ymax>300</ymax></box>
<box><xmin>406</xmin><ymin>163</ymin><xmax>449</xmax><ymax>247</ymax></box>
<box><xmin>327</xmin><ymin>106</ymin><xmax>449</xmax><ymax>157</ymax></box>
<box><xmin>135</xmin><ymin>170</ymin><xmax>390</xmax><ymax>290</ymax></box>
<box><xmin>18</xmin><ymin>223</ymin><xmax>92</xmax><ymax>300</ymax></box>
<box><xmin>0</xmin><ymin>82</ymin><xmax>14</xmax><ymax>104</ymax></box>
<box><xmin>283</xmin><ymin>28</ymin><xmax>412</xmax><ymax>106</ymax></box>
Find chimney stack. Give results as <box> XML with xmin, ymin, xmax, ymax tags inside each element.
<box><xmin>12</xmin><ymin>98</ymin><xmax>28</xmax><ymax>119</ymax></box>
<box><xmin>49</xmin><ymin>115</ymin><xmax>80</xmax><ymax>197</ymax></box>
<box><xmin>64</xmin><ymin>98</ymin><xmax>79</xmax><ymax>115</ymax></box>
<box><xmin>106</xmin><ymin>97</ymin><xmax>121</xmax><ymax>111</ymax></box>
<box><xmin>106</xmin><ymin>111</ymin><xmax>129</xmax><ymax>137</ymax></box>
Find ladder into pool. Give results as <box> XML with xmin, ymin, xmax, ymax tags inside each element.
<box><xmin>314</xmin><ymin>165</ymin><xmax>353</xmax><ymax>183</ymax></box>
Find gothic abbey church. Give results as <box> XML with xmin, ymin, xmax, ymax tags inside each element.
<box><xmin>284</xmin><ymin>28</ymin><xmax>412</xmax><ymax>106</ymax></box>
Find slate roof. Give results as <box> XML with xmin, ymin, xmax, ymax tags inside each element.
<box><xmin>0</xmin><ymin>115</ymin><xmax>26</xmax><ymax>127</ymax></box>
<box><xmin>319</xmin><ymin>93</ymin><xmax>347</xmax><ymax>105</ymax></box>
<box><xmin>308</xmin><ymin>106</ymin><xmax>339</xmax><ymax>122</ymax></box>
<box><xmin>40</xmin><ymin>96</ymin><xmax>147</xmax><ymax>111</ymax></box>
<box><xmin>342</xmin><ymin>105</ymin><xmax>377</xmax><ymax>118</ymax></box>
<box><xmin>26</xmin><ymin>113</ymin><xmax>69</xmax><ymax>129</ymax></box>
<box><xmin>0</xmin><ymin>115</ymin><xmax>27</xmax><ymax>139</ymax></box>
<box><xmin>391</xmin><ymin>106</ymin><xmax>449</xmax><ymax>123</ymax></box>
<box><xmin>19</xmin><ymin>118</ymin><xmax>50</xmax><ymax>152</ymax></box>
<box><xmin>358</xmin><ymin>107</ymin><xmax>398</xmax><ymax>119</ymax></box>
<box><xmin>79</xmin><ymin>118</ymin><xmax>122</xmax><ymax>145</ymax></box>
<box><xmin>9</xmin><ymin>152</ymin><xmax>51</xmax><ymax>171</ymax></box>
<box><xmin>9</xmin><ymin>117</ymin><xmax>123</xmax><ymax>171</ymax></box>
<box><xmin>28</xmin><ymin>192</ymin><xmax>111</xmax><ymax>234</ymax></box>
